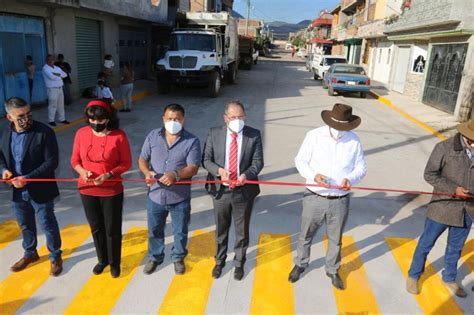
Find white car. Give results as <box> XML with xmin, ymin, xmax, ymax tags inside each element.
<box><xmin>311</xmin><ymin>55</ymin><xmax>347</xmax><ymax>80</ymax></box>
<box><xmin>296</xmin><ymin>48</ymin><xmax>306</xmax><ymax>58</ymax></box>
<box><xmin>285</xmin><ymin>43</ymin><xmax>293</xmax><ymax>50</ymax></box>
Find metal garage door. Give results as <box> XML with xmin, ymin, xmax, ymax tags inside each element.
<box><xmin>119</xmin><ymin>26</ymin><xmax>147</xmax><ymax>79</ymax></box>
<box><xmin>75</xmin><ymin>17</ymin><xmax>102</xmax><ymax>90</ymax></box>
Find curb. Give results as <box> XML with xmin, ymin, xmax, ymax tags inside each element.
<box><xmin>52</xmin><ymin>90</ymin><xmax>154</xmax><ymax>133</ymax></box>
<box><xmin>369</xmin><ymin>90</ymin><xmax>447</xmax><ymax>141</ymax></box>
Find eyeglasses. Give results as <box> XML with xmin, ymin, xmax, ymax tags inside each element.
<box><xmin>86</xmin><ymin>135</ymin><xmax>108</xmax><ymax>163</ymax></box>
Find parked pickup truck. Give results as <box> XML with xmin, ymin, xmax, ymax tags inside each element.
<box><xmin>238</xmin><ymin>35</ymin><xmax>254</xmax><ymax>70</ymax></box>
<box><xmin>311</xmin><ymin>55</ymin><xmax>347</xmax><ymax>80</ymax></box>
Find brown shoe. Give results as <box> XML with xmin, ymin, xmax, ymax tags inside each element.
<box><xmin>50</xmin><ymin>258</ymin><xmax>63</xmax><ymax>276</ymax></box>
<box><xmin>445</xmin><ymin>282</ymin><xmax>467</xmax><ymax>298</ymax></box>
<box><xmin>406</xmin><ymin>276</ymin><xmax>419</xmax><ymax>295</ymax></box>
<box><xmin>10</xmin><ymin>254</ymin><xmax>40</xmax><ymax>272</ymax></box>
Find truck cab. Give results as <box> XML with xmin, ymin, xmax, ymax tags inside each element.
<box><xmin>156</xmin><ymin>12</ymin><xmax>238</xmax><ymax>97</ymax></box>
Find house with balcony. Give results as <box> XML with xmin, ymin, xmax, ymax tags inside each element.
<box><xmin>384</xmin><ymin>0</ymin><xmax>473</xmax><ymax>121</ymax></box>
<box><xmin>306</xmin><ymin>11</ymin><xmax>333</xmax><ymax>55</ymax></box>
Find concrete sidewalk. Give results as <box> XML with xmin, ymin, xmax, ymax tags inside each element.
<box><xmin>369</xmin><ymin>81</ymin><xmax>458</xmax><ymax>140</ymax></box>
<box><xmin>28</xmin><ymin>79</ymin><xmax>156</xmax><ymax>132</ymax></box>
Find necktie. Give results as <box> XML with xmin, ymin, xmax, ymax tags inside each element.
<box><xmin>229</xmin><ymin>133</ymin><xmax>238</xmax><ymax>184</ymax></box>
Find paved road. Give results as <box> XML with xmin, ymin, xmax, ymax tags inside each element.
<box><xmin>1</xmin><ymin>50</ymin><xmax>473</xmax><ymax>314</ymax></box>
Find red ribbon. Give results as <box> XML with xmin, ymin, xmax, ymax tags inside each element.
<box><xmin>0</xmin><ymin>178</ymin><xmax>470</xmax><ymax>199</ymax></box>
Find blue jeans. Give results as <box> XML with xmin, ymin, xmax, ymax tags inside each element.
<box><xmin>12</xmin><ymin>190</ymin><xmax>62</xmax><ymax>261</ymax></box>
<box><xmin>146</xmin><ymin>197</ymin><xmax>191</xmax><ymax>263</ymax></box>
<box><xmin>409</xmin><ymin>211</ymin><xmax>472</xmax><ymax>283</ymax></box>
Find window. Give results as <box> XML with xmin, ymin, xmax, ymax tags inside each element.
<box><xmin>333</xmin><ymin>65</ymin><xmax>366</xmax><ymax>75</ymax></box>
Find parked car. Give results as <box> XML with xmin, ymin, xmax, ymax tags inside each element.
<box><xmin>323</xmin><ymin>64</ymin><xmax>371</xmax><ymax>98</ymax></box>
<box><xmin>311</xmin><ymin>55</ymin><xmax>347</xmax><ymax>80</ymax></box>
<box><xmin>297</xmin><ymin>48</ymin><xmax>306</xmax><ymax>58</ymax></box>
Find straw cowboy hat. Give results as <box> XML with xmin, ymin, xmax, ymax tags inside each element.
<box><xmin>321</xmin><ymin>103</ymin><xmax>361</xmax><ymax>131</ymax></box>
<box><xmin>457</xmin><ymin>119</ymin><xmax>474</xmax><ymax>140</ymax></box>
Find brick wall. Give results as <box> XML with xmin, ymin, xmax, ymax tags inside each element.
<box><xmin>404</xmin><ymin>73</ymin><xmax>424</xmax><ymax>100</ymax></box>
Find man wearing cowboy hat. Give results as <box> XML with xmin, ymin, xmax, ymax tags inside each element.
<box><xmin>288</xmin><ymin>103</ymin><xmax>367</xmax><ymax>289</ymax></box>
<box><xmin>406</xmin><ymin>119</ymin><xmax>474</xmax><ymax>298</ymax></box>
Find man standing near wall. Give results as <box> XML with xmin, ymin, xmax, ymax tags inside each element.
<box><xmin>42</xmin><ymin>55</ymin><xmax>69</xmax><ymax>127</ymax></box>
<box><xmin>54</xmin><ymin>54</ymin><xmax>72</xmax><ymax>105</ymax></box>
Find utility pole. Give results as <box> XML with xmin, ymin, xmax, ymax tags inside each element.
<box><xmin>245</xmin><ymin>0</ymin><xmax>250</xmax><ymax>36</ymax></box>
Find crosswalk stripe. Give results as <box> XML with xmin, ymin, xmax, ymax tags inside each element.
<box><xmin>63</xmin><ymin>227</ymin><xmax>147</xmax><ymax>315</ymax></box>
<box><xmin>324</xmin><ymin>235</ymin><xmax>381</xmax><ymax>314</ymax></box>
<box><xmin>0</xmin><ymin>220</ymin><xmax>21</xmax><ymax>250</ymax></box>
<box><xmin>0</xmin><ymin>224</ymin><xmax>90</xmax><ymax>314</ymax></box>
<box><xmin>385</xmin><ymin>237</ymin><xmax>463</xmax><ymax>314</ymax></box>
<box><xmin>158</xmin><ymin>230</ymin><xmax>215</xmax><ymax>315</ymax></box>
<box><xmin>460</xmin><ymin>239</ymin><xmax>474</xmax><ymax>273</ymax></box>
<box><xmin>250</xmin><ymin>233</ymin><xmax>295</xmax><ymax>315</ymax></box>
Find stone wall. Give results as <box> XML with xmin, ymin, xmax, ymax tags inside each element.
<box><xmin>404</xmin><ymin>72</ymin><xmax>424</xmax><ymax>101</ymax></box>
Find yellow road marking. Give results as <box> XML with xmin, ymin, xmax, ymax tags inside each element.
<box><xmin>53</xmin><ymin>90</ymin><xmax>153</xmax><ymax>133</ymax></box>
<box><xmin>324</xmin><ymin>235</ymin><xmax>380</xmax><ymax>314</ymax></box>
<box><xmin>0</xmin><ymin>220</ymin><xmax>21</xmax><ymax>250</ymax></box>
<box><xmin>385</xmin><ymin>237</ymin><xmax>462</xmax><ymax>314</ymax></box>
<box><xmin>0</xmin><ymin>224</ymin><xmax>90</xmax><ymax>315</ymax></box>
<box><xmin>369</xmin><ymin>91</ymin><xmax>447</xmax><ymax>141</ymax></box>
<box><xmin>64</xmin><ymin>227</ymin><xmax>148</xmax><ymax>315</ymax></box>
<box><xmin>460</xmin><ymin>239</ymin><xmax>474</xmax><ymax>273</ymax></box>
<box><xmin>158</xmin><ymin>230</ymin><xmax>215</xmax><ymax>315</ymax></box>
<box><xmin>250</xmin><ymin>233</ymin><xmax>295</xmax><ymax>315</ymax></box>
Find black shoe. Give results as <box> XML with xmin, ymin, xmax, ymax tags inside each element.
<box><xmin>143</xmin><ymin>259</ymin><xmax>161</xmax><ymax>275</ymax></box>
<box><xmin>212</xmin><ymin>264</ymin><xmax>225</xmax><ymax>279</ymax></box>
<box><xmin>288</xmin><ymin>265</ymin><xmax>305</xmax><ymax>283</ymax></box>
<box><xmin>60</xmin><ymin>120</ymin><xmax>70</xmax><ymax>124</ymax></box>
<box><xmin>119</xmin><ymin>109</ymin><xmax>126</xmax><ymax>112</ymax></box>
<box><xmin>326</xmin><ymin>272</ymin><xmax>344</xmax><ymax>290</ymax></box>
<box><xmin>174</xmin><ymin>260</ymin><xmax>185</xmax><ymax>275</ymax></box>
<box><xmin>92</xmin><ymin>263</ymin><xmax>108</xmax><ymax>275</ymax></box>
<box><xmin>126</xmin><ymin>109</ymin><xmax>131</xmax><ymax>112</ymax></box>
<box><xmin>234</xmin><ymin>266</ymin><xmax>244</xmax><ymax>281</ymax></box>
<box><xmin>111</xmin><ymin>266</ymin><xmax>120</xmax><ymax>278</ymax></box>
<box><xmin>48</xmin><ymin>122</ymin><xmax>57</xmax><ymax>127</ymax></box>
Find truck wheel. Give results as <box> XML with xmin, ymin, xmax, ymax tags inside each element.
<box><xmin>208</xmin><ymin>71</ymin><xmax>221</xmax><ymax>98</ymax></box>
<box><xmin>313</xmin><ymin>73</ymin><xmax>319</xmax><ymax>80</ymax></box>
<box><xmin>157</xmin><ymin>80</ymin><xmax>170</xmax><ymax>94</ymax></box>
<box><xmin>226</xmin><ymin>63</ymin><xmax>237</xmax><ymax>84</ymax></box>
<box><xmin>322</xmin><ymin>79</ymin><xmax>328</xmax><ymax>89</ymax></box>
<box><xmin>328</xmin><ymin>86</ymin><xmax>335</xmax><ymax>96</ymax></box>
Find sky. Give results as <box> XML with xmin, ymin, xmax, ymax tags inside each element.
<box><xmin>233</xmin><ymin>0</ymin><xmax>341</xmax><ymax>24</ymax></box>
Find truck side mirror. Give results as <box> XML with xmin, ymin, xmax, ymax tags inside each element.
<box><xmin>225</xmin><ymin>37</ymin><xmax>230</xmax><ymax>48</ymax></box>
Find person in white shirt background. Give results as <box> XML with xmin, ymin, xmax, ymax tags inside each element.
<box><xmin>42</xmin><ymin>54</ymin><xmax>69</xmax><ymax>127</ymax></box>
<box><xmin>103</xmin><ymin>54</ymin><xmax>115</xmax><ymax>84</ymax></box>
<box><xmin>288</xmin><ymin>103</ymin><xmax>368</xmax><ymax>290</ymax></box>
<box><xmin>95</xmin><ymin>79</ymin><xmax>114</xmax><ymax>105</ymax></box>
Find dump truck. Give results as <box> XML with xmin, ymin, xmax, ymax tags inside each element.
<box><xmin>156</xmin><ymin>12</ymin><xmax>239</xmax><ymax>97</ymax></box>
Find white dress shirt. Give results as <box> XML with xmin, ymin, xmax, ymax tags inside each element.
<box><xmin>96</xmin><ymin>86</ymin><xmax>114</xmax><ymax>99</ymax></box>
<box><xmin>42</xmin><ymin>64</ymin><xmax>66</xmax><ymax>88</ymax></box>
<box><xmin>295</xmin><ymin>126</ymin><xmax>367</xmax><ymax>196</ymax></box>
<box><xmin>224</xmin><ymin>127</ymin><xmax>243</xmax><ymax>177</ymax></box>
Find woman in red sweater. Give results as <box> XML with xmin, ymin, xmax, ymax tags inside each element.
<box><xmin>71</xmin><ymin>100</ymin><xmax>131</xmax><ymax>278</ymax></box>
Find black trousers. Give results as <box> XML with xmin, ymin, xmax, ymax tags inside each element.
<box><xmin>213</xmin><ymin>187</ymin><xmax>255</xmax><ymax>268</ymax></box>
<box><xmin>80</xmin><ymin>193</ymin><xmax>123</xmax><ymax>267</ymax></box>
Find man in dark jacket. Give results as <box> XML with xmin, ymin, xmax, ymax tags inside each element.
<box><xmin>406</xmin><ymin>120</ymin><xmax>474</xmax><ymax>298</ymax></box>
<box><xmin>0</xmin><ymin>97</ymin><xmax>63</xmax><ymax>276</ymax></box>
<box><xmin>202</xmin><ymin>100</ymin><xmax>264</xmax><ymax>280</ymax></box>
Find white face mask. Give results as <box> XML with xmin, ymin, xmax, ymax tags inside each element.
<box><xmin>104</xmin><ymin>59</ymin><xmax>114</xmax><ymax>68</ymax></box>
<box><xmin>228</xmin><ymin>119</ymin><xmax>245</xmax><ymax>133</ymax></box>
<box><xmin>164</xmin><ymin>121</ymin><xmax>182</xmax><ymax>135</ymax></box>
<box><xmin>330</xmin><ymin>127</ymin><xmax>346</xmax><ymax>140</ymax></box>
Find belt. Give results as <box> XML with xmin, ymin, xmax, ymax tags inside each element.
<box><xmin>306</xmin><ymin>189</ymin><xmax>348</xmax><ymax>200</ymax></box>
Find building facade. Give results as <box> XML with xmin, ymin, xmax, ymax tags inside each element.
<box><xmin>0</xmin><ymin>0</ymin><xmax>174</xmax><ymax>112</ymax></box>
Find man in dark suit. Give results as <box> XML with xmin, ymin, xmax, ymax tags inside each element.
<box><xmin>202</xmin><ymin>100</ymin><xmax>264</xmax><ymax>280</ymax></box>
<box><xmin>0</xmin><ymin>97</ymin><xmax>63</xmax><ymax>276</ymax></box>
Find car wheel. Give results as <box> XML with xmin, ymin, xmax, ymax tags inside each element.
<box><xmin>313</xmin><ymin>73</ymin><xmax>319</xmax><ymax>80</ymax></box>
<box><xmin>360</xmin><ymin>92</ymin><xmax>367</xmax><ymax>98</ymax></box>
<box><xmin>328</xmin><ymin>86</ymin><xmax>335</xmax><ymax>96</ymax></box>
<box><xmin>322</xmin><ymin>79</ymin><xmax>328</xmax><ymax>89</ymax></box>
<box><xmin>208</xmin><ymin>71</ymin><xmax>221</xmax><ymax>98</ymax></box>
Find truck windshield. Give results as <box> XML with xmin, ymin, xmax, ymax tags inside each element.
<box><xmin>324</xmin><ymin>58</ymin><xmax>347</xmax><ymax>66</ymax></box>
<box><xmin>170</xmin><ymin>34</ymin><xmax>216</xmax><ymax>52</ymax></box>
